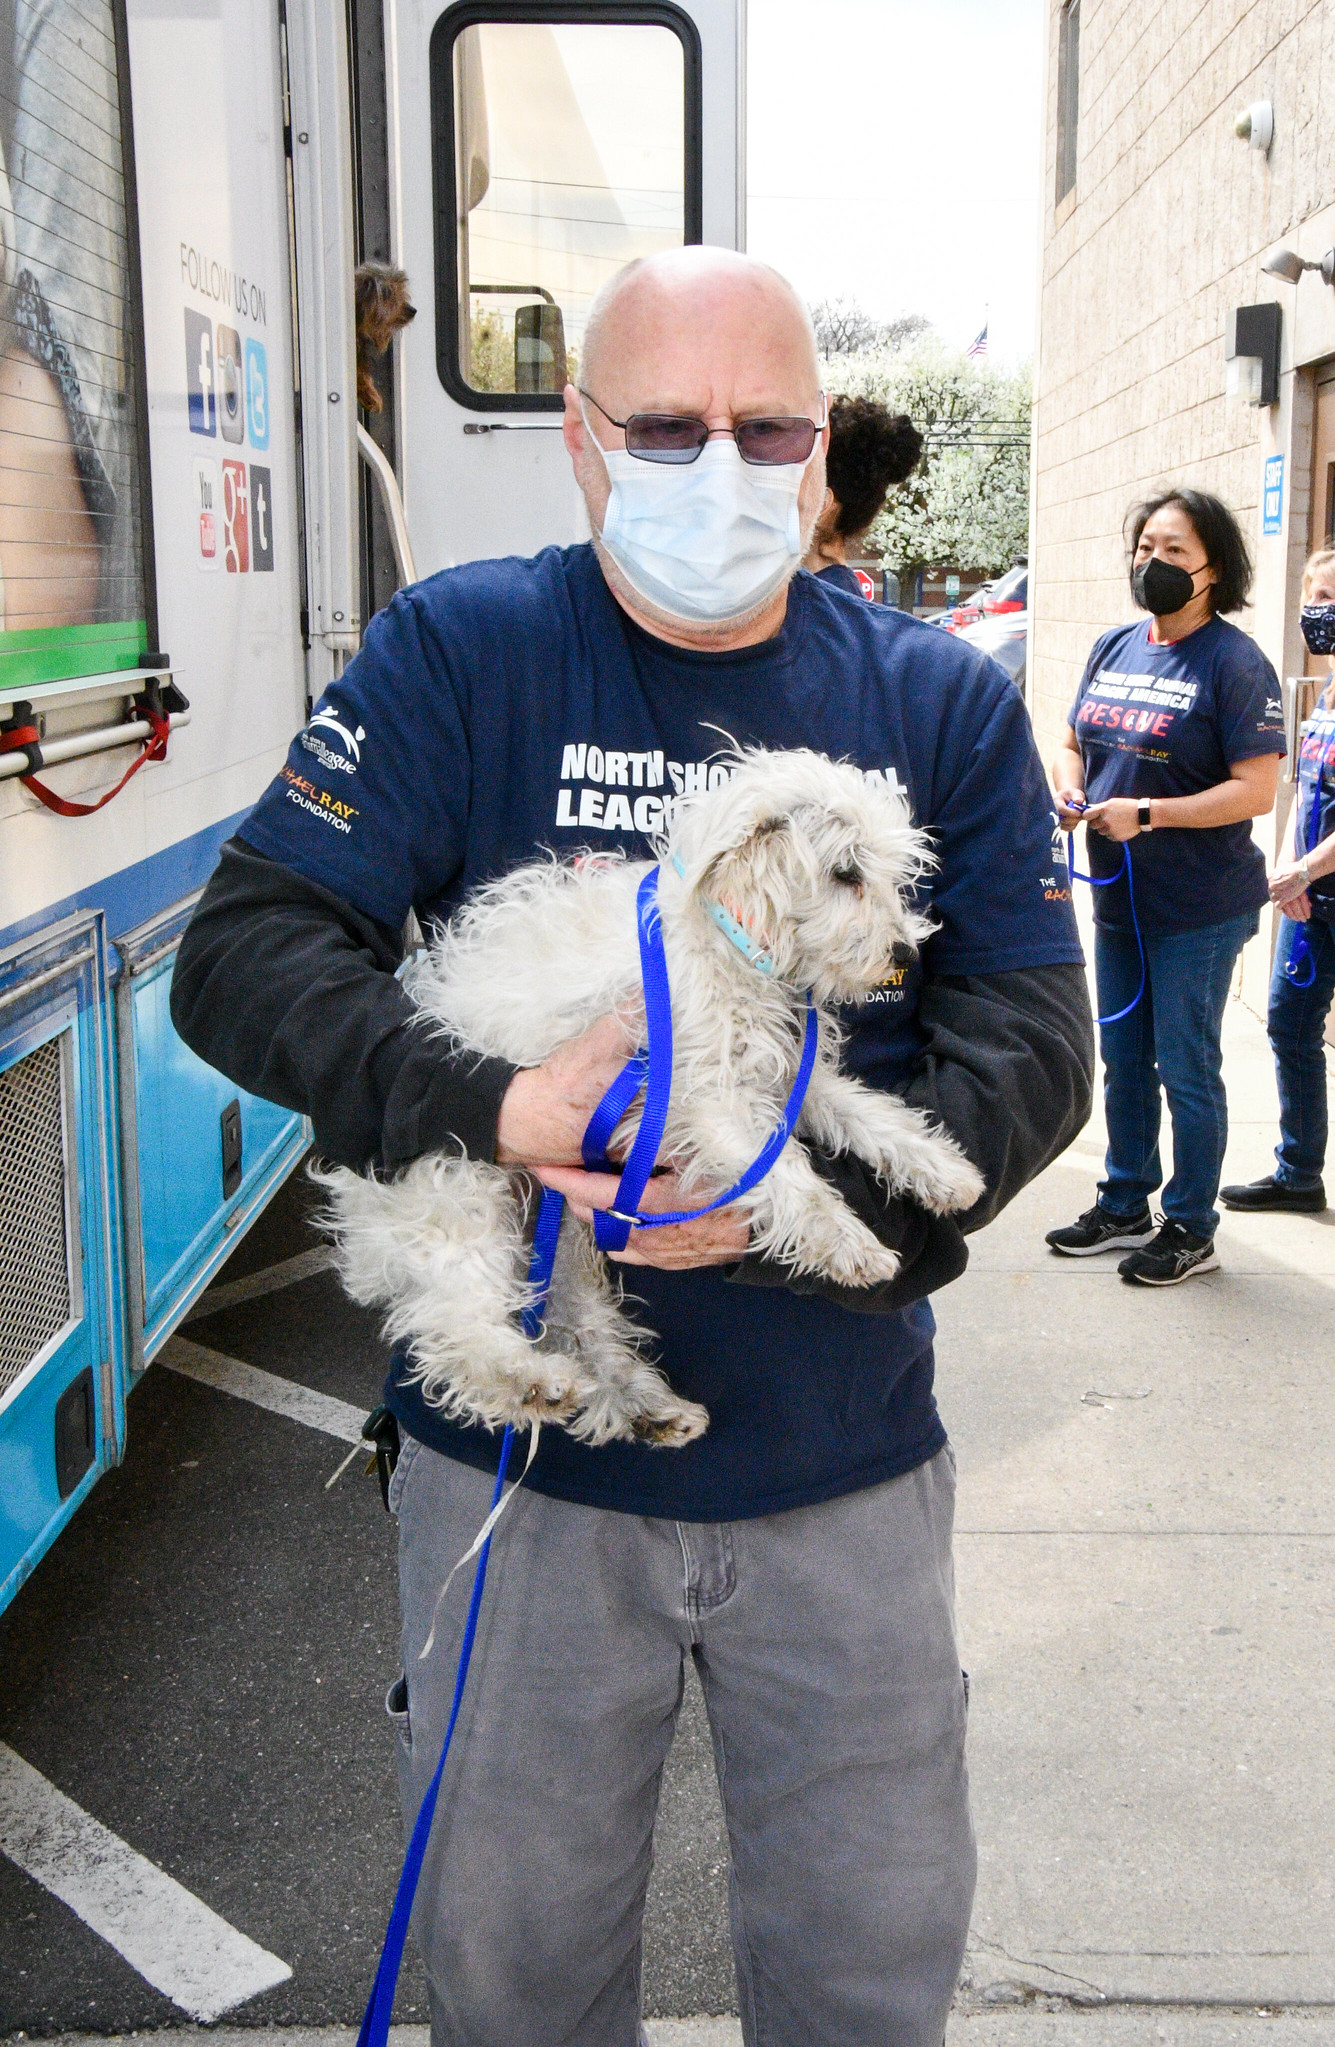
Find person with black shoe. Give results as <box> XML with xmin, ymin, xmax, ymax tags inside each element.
<box><xmin>1046</xmin><ymin>489</ymin><xmax>1285</xmax><ymax>1284</ymax></box>
<box><xmin>1222</xmin><ymin>548</ymin><xmax>1335</xmax><ymax>1218</ymax></box>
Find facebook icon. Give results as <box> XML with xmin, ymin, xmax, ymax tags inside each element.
<box><xmin>185</xmin><ymin>309</ymin><xmax>215</xmax><ymax>436</ymax></box>
<box><xmin>245</xmin><ymin>338</ymin><xmax>269</xmax><ymax>451</ymax></box>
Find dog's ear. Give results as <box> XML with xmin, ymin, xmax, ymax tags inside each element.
<box><xmin>703</xmin><ymin>811</ymin><xmax>795</xmax><ymax>903</ymax></box>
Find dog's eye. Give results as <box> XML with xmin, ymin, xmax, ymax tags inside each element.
<box><xmin>831</xmin><ymin>862</ymin><xmax>862</xmax><ymax>887</ymax></box>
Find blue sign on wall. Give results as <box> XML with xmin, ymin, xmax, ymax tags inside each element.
<box><xmin>1263</xmin><ymin>453</ymin><xmax>1284</xmax><ymax>535</ymax></box>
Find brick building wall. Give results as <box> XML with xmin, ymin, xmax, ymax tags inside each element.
<box><xmin>1030</xmin><ymin>0</ymin><xmax>1335</xmax><ymax>757</ymax></box>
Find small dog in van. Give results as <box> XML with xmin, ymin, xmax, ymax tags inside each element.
<box><xmin>319</xmin><ymin>749</ymin><xmax>983</xmax><ymax>1449</ymax></box>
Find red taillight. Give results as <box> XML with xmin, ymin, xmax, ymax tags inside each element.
<box><xmin>984</xmin><ymin>599</ymin><xmax>1024</xmax><ymax>616</ymax></box>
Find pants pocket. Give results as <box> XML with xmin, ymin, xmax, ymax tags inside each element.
<box><xmin>386</xmin><ymin>1671</ymin><xmax>412</xmax><ymax>1752</ymax></box>
<box><xmin>385</xmin><ymin>1431</ymin><xmax>422</xmax><ymax>1517</ymax></box>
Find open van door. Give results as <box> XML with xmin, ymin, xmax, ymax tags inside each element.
<box><xmin>387</xmin><ymin>0</ymin><xmax>745</xmax><ymax>575</ymax></box>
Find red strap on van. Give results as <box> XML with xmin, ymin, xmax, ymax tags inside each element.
<box><xmin>0</xmin><ymin>706</ymin><xmax>170</xmax><ymax>817</ymax></box>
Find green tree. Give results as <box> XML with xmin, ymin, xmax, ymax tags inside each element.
<box><xmin>824</xmin><ymin>341</ymin><xmax>1031</xmax><ymax>601</ymax></box>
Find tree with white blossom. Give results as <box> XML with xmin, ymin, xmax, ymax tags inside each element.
<box><xmin>823</xmin><ymin>340</ymin><xmax>1031</xmax><ymax>601</ymax></box>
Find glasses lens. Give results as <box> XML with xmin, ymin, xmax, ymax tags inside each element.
<box><xmin>735</xmin><ymin>416</ymin><xmax>818</xmax><ymax>465</ymax></box>
<box><xmin>624</xmin><ymin>414</ymin><xmax>710</xmax><ymax>464</ymax></box>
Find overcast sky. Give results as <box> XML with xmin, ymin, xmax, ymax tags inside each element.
<box><xmin>746</xmin><ymin>0</ymin><xmax>1044</xmax><ymax>364</ymax></box>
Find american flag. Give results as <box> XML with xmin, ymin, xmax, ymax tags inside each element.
<box><xmin>966</xmin><ymin>324</ymin><xmax>988</xmax><ymax>359</ymax></box>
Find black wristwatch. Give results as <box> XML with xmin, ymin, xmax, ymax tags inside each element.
<box><xmin>1137</xmin><ymin>797</ymin><xmax>1154</xmax><ymax>831</ymax></box>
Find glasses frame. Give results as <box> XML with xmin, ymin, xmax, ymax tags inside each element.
<box><xmin>579</xmin><ymin>388</ymin><xmax>829</xmax><ymax>466</ymax></box>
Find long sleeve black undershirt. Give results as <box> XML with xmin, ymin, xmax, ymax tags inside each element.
<box><xmin>172</xmin><ymin>838</ymin><xmax>1093</xmax><ymax>1315</ymax></box>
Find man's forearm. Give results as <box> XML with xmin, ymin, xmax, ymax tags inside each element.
<box><xmin>728</xmin><ymin>961</ymin><xmax>1094</xmax><ymax>1313</ymax></box>
<box><xmin>902</xmin><ymin>962</ymin><xmax>1093</xmax><ymax>1232</ymax></box>
<box><xmin>170</xmin><ymin>839</ymin><xmax>516</xmax><ymax>1171</ymax></box>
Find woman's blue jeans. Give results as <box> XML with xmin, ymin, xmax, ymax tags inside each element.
<box><xmin>1267</xmin><ymin>914</ymin><xmax>1335</xmax><ymax>1190</ymax></box>
<box><xmin>1095</xmin><ymin>910</ymin><xmax>1257</xmax><ymax>1238</ymax></box>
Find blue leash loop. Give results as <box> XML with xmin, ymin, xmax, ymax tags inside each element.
<box><xmin>356</xmin><ymin>864</ymin><xmax>816</xmax><ymax>2044</ymax></box>
<box><xmin>1066</xmin><ymin>829</ymin><xmax>1145</xmax><ymax>1026</ymax></box>
<box><xmin>583</xmin><ymin>866</ymin><xmax>818</xmax><ymax>1251</ymax></box>
<box><xmin>1282</xmin><ymin>733</ymin><xmax>1335</xmax><ymax>989</ymax></box>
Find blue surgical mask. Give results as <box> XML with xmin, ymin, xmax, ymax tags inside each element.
<box><xmin>591</xmin><ymin>423</ymin><xmax>810</xmax><ymax>624</ymax></box>
<box><xmin>1300</xmin><ymin>602</ymin><xmax>1335</xmax><ymax>655</ymax></box>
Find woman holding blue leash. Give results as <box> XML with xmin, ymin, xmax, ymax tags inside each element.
<box><xmin>1046</xmin><ymin>488</ymin><xmax>1285</xmax><ymax>1284</ymax></box>
<box><xmin>1221</xmin><ymin>548</ymin><xmax>1335</xmax><ymax>1216</ymax></box>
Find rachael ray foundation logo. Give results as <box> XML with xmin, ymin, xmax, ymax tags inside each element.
<box><xmin>280</xmin><ymin>765</ymin><xmax>359</xmax><ymax>832</ymax></box>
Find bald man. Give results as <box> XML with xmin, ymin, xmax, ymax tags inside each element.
<box><xmin>174</xmin><ymin>248</ymin><xmax>1092</xmax><ymax>2047</ymax></box>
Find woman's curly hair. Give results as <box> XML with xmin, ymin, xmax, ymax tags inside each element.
<box><xmin>825</xmin><ymin>395</ymin><xmax>923</xmax><ymax>539</ymax></box>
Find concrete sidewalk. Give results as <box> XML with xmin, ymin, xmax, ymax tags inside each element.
<box><xmin>935</xmin><ymin>981</ymin><xmax>1335</xmax><ymax>2019</ymax></box>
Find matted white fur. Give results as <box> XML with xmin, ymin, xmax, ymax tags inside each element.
<box><xmin>319</xmin><ymin>748</ymin><xmax>984</xmax><ymax>1448</ymax></box>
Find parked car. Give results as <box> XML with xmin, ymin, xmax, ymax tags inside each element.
<box><xmin>956</xmin><ymin>608</ymin><xmax>1027</xmax><ymax>690</ymax></box>
<box><xmin>980</xmin><ymin>562</ymin><xmax>1027</xmax><ymax>616</ymax></box>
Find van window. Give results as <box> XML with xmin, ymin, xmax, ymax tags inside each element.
<box><xmin>434</xmin><ymin>10</ymin><xmax>701</xmax><ymax>409</ymax></box>
<box><xmin>0</xmin><ymin>0</ymin><xmax>150</xmax><ymax>694</ymax></box>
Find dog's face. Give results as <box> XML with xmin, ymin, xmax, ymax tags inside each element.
<box><xmin>355</xmin><ymin>263</ymin><xmax>417</xmax><ymax>352</ymax></box>
<box><xmin>668</xmin><ymin>750</ymin><xmax>937</xmax><ymax>1005</ymax></box>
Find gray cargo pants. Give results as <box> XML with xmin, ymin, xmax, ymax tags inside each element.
<box><xmin>388</xmin><ymin>1438</ymin><xmax>975</xmax><ymax>2047</ymax></box>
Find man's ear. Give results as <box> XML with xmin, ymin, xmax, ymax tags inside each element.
<box><xmin>562</xmin><ymin>383</ymin><xmax>585</xmax><ymax>465</ymax></box>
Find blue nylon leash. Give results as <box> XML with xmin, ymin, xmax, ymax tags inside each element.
<box><xmin>356</xmin><ymin>1188</ymin><xmax>567</xmax><ymax>2047</ymax></box>
<box><xmin>356</xmin><ymin>865</ymin><xmax>817</xmax><ymax>2041</ymax></box>
<box><xmin>1282</xmin><ymin>733</ymin><xmax>1335</xmax><ymax>989</ymax></box>
<box><xmin>354</xmin><ymin>1417</ymin><xmax>516</xmax><ymax>2047</ymax></box>
<box><xmin>1066</xmin><ymin>836</ymin><xmax>1145</xmax><ymax>1026</ymax></box>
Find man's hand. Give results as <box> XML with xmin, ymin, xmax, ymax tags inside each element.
<box><xmin>495</xmin><ymin>1013</ymin><xmax>641</xmax><ymax>1166</ymax></box>
<box><xmin>535</xmin><ymin>1163</ymin><xmax>751</xmax><ymax>1269</ymax></box>
<box><xmin>1053</xmin><ymin>786</ymin><xmax>1087</xmax><ymax>830</ymax></box>
<box><xmin>1083</xmin><ymin>797</ymin><xmax>1141</xmax><ymax>842</ymax></box>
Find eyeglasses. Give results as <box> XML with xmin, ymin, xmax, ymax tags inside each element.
<box><xmin>579</xmin><ymin>389</ymin><xmax>827</xmax><ymax>466</ymax></box>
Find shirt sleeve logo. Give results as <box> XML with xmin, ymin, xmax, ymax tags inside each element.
<box><xmin>302</xmin><ymin>706</ymin><xmax>366</xmax><ymax>776</ymax></box>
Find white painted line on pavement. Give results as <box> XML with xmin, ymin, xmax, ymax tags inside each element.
<box><xmin>184</xmin><ymin>1246</ymin><xmax>336</xmax><ymax>1322</ymax></box>
<box><xmin>0</xmin><ymin>1743</ymin><xmax>291</xmax><ymax>2019</ymax></box>
<box><xmin>161</xmin><ymin>1336</ymin><xmax>365</xmax><ymax>1446</ymax></box>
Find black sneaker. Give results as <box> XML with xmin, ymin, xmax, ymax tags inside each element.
<box><xmin>1219</xmin><ymin>1174</ymin><xmax>1326</xmax><ymax>1214</ymax></box>
<box><xmin>1045</xmin><ymin>1202</ymin><xmax>1156</xmax><ymax>1256</ymax></box>
<box><xmin>1118</xmin><ymin>1217</ymin><xmax>1220</xmax><ymax>1287</ymax></box>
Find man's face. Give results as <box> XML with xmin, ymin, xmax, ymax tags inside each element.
<box><xmin>563</xmin><ymin>272</ymin><xmax>829</xmax><ymax>630</ymax></box>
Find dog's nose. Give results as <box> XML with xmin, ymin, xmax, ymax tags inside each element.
<box><xmin>890</xmin><ymin>940</ymin><xmax>917</xmax><ymax>967</ymax></box>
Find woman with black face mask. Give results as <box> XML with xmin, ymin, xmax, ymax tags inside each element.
<box><xmin>1221</xmin><ymin>548</ymin><xmax>1335</xmax><ymax>1215</ymax></box>
<box><xmin>1045</xmin><ymin>488</ymin><xmax>1286</xmax><ymax>1285</ymax></box>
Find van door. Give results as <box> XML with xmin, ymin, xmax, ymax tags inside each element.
<box><xmin>387</xmin><ymin>0</ymin><xmax>744</xmax><ymax>577</ymax></box>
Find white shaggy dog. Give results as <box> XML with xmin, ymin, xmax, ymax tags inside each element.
<box><xmin>320</xmin><ymin>749</ymin><xmax>984</xmax><ymax>1449</ymax></box>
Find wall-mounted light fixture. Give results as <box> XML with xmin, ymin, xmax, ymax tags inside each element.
<box><xmin>1260</xmin><ymin>243</ymin><xmax>1335</xmax><ymax>287</ymax></box>
<box><xmin>1233</xmin><ymin>101</ymin><xmax>1274</xmax><ymax>154</ymax></box>
<box><xmin>1224</xmin><ymin>302</ymin><xmax>1281</xmax><ymax>406</ymax></box>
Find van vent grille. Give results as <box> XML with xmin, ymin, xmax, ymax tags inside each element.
<box><xmin>0</xmin><ymin>1036</ymin><xmax>73</xmax><ymax>1399</ymax></box>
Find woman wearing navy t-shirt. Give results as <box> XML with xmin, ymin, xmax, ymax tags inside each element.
<box><xmin>1047</xmin><ymin>489</ymin><xmax>1285</xmax><ymax>1284</ymax></box>
<box><xmin>803</xmin><ymin>394</ymin><xmax>921</xmax><ymax>596</ymax></box>
<box><xmin>1222</xmin><ymin>548</ymin><xmax>1335</xmax><ymax>1215</ymax></box>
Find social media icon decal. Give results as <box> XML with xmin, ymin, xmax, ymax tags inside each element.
<box><xmin>217</xmin><ymin>323</ymin><xmax>244</xmax><ymax>444</ymax></box>
<box><xmin>245</xmin><ymin>339</ymin><xmax>269</xmax><ymax>451</ymax></box>
<box><xmin>222</xmin><ymin>458</ymin><xmax>249</xmax><ymax>572</ymax></box>
<box><xmin>184</xmin><ymin>309</ymin><xmax>215</xmax><ymax>436</ymax></box>
<box><xmin>250</xmin><ymin>464</ymin><xmax>274</xmax><ymax>570</ymax></box>
<box><xmin>194</xmin><ymin>458</ymin><xmax>220</xmax><ymax>569</ymax></box>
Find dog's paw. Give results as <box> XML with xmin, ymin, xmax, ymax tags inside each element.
<box><xmin>630</xmin><ymin>1396</ymin><xmax>710</xmax><ymax>1448</ymax></box>
<box><xmin>907</xmin><ymin>1143</ymin><xmax>985</xmax><ymax>1215</ymax></box>
<box><xmin>823</xmin><ymin>1236</ymin><xmax>902</xmax><ymax>1288</ymax></box>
